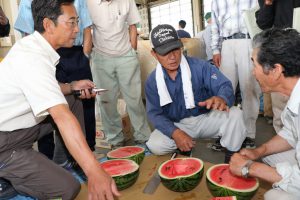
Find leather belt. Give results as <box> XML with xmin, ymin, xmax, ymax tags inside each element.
<box><xmin>223</xmin><ymin>32</ymin><xmax>250</xmax><ymax>40</ymax></box>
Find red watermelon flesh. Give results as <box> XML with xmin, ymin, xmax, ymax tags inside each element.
<box><xmin>209</xmin><ymin>165</ymin><xmax>257</xmax><ymax>190</ymax></box>
<box><xmin>160</xmin><ymin>158</ymin><xmax>202</xmax><ymax>178</ymax></box>
<box><xmin>101</xmin><ymin>159</ymin><xmax>138</xmax><ymax>176</ymax></box>
<box><xmin>107</xmin><ymin>146</ymin><xmax>145</xmax><ymax>165</ymax></box>
<box><xmin>108</xmin><ymin>146</ymin><xmax>143</xmax><ymax>158</ymax></box>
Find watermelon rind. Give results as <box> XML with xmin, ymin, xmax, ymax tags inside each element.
<box><xmin>101</xmin><ymin>159</ymin><xmax>139</xmax><ymax>190</ymax></box>
<box><xmin>206</xmin><ymin>164</ymin><xmax>259</xmax><ymax>200</ymax></box>
<box><xmin>158</xmin><ymin>157</ymin><xmax>204</xmax><ymax>192</ymax></box>
<box><xmin>107</xmin><ymin>146</ymin><xmax>145</xmax><ymax>165</ymax></box>
<box><xmin>211</xmin><ymin>196</ymin><xmax>237</xmax><ymax>200</ymax></box>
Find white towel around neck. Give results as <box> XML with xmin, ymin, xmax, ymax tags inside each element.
<box><xmin>155</xmin><ymin>54</ymin><xmax>195</xmax><ymax>109</ymax></box>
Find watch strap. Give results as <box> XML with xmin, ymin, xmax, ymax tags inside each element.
<box><xmin>242</xmin><ymin>160</ymin><xmax>254</xmax><ymax>178</ymax></box>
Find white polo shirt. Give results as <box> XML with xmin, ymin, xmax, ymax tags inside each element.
<box><xmin>0</xmin><ymin>31</ymin><xmax>67</xmax><ymax>131</ymax></box>
<box><xmin>87</xmin><ymin>0</ymin><xmax>141</xmax><ymax>57</ymax></box>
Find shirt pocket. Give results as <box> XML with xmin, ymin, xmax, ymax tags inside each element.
<box><xmin>116</xmin><ymin>14</ymin><xmax>127</xmax><ymax>29</ymax></box>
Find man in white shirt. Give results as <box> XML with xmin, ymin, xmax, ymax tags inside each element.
<box><xmin>0</xmin><ymin>0</ymin><xmax>120</xmax><ymax>199</ymax></box>
<box><xmin>211</xmin><ymin>0</ymin><xmax>261</xmax><ymax>149</ymax></box>
<box><xmin>230</xmin><ymin>28</ymin><xmax>300</xmax><ymax>200</ymax></box>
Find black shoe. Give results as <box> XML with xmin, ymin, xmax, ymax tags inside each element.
<box><xmin>176</xmin><ymin>149</ymin><xmax>192</xmax><ymax>157</ymax></box>
<box><xmin>211</xmin><ymin>137</ymin><xmax>225</xmax><ymax>152</ymax></box>
<box><xmin>242</xmin><ymin>137</ymin><xmax>256</xmax><ymax>149</ymax></box>
<box><xmin>224</xmin><ymin>149</ymin><xmax>237</xmax><ymax>163</ymax></box>
<box><xmin>0</xmin><ymin>178</ymin><xmax>18</xmax><ymax>200</ymax></box>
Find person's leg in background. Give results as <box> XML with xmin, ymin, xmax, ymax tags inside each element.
<box><xmin>116</xmin><ymin>49</ymin><xmax>151</xmax><ymax>144</ymax></box>
<box><xmin>37</xmin><ymin>133</ymin><xmax>54</xmax><ymax>160</ymax></box>
<box><xmin>91</xmin><ymin>51</ymin><xmax>125</xmax><ymax>147</ymax></box>
<box><xmin>235</xmin><ymin>39</ymin><xmax>261</xmax><ymax>148</ymax></box>
<box><xmin>52</xmin><ymin>95</ymin><xmax>86</xmax><ymax>166</ymax></box>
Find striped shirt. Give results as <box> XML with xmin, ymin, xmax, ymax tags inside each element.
<box><xmin>211</xmin><ymin>0</ymin><xmax>257</xmax><ymax>54</ymax></box>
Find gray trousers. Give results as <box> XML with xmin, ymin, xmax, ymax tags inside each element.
<box><xmin>0</xmin><ymin>96</ymin><xmax>83</xmax><ymax>199</ymax></box>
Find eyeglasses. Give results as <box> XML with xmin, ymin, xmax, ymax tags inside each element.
<box><xmin>63</xmin><ymin>19</ymin><xmax>80</xmax><ymax>28</ymax></box>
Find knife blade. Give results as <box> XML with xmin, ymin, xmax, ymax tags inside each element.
<box><xmin>143</xmin><ymin>152</ymin><xmax>177</xmax><ymax>194</ymax></box>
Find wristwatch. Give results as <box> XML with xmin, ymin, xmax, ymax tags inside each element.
<box><xmin>241</xmin><ymin>160</ymin><xmax>254</xmax><ymax>178</ymax></box>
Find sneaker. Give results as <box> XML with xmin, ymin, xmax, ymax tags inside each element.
<box><xmin>0</xmin><ymin>178</ymin><xmax>18</xmax><ymax>200</ymax></box>
<box><xmin>59</xmin><ymin>160</ymin><xmax>78</xmax><ymax>171</ymax></box>
<box><xmin>210</xmin><ymin>137</ymin><xmax>225</xmax><ymax>152</ymax></box>
<box><xmin>242</xmin><ymin>137</ymin><xmax>256</xmax><ymax>149</ymax></box>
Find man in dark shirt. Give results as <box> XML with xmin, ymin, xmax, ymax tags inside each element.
<box><xmin>177</xmin><ymin>20</ymin><xmax>191</xmax><ymax>38</ymax></box>
<box><xmin>0</xmin><ymin>6</ymin><xmax>10</xmax><ymax>37</ymax></box>
<box><xmin>256</xmin><ymin>0</ymin><xmax>300</xmax><ymax>29</ymax></box>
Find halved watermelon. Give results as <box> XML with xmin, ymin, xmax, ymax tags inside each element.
<box><xmin>206</xmin><ymin>164</ymin><xmax>259</xmax><ymax>200</ymax></box>
<box><xmin>107</xmin><ymin>146</ymin><xmax>145</xmax><ymax>165</ymax></box>
<box><xmin>158</xmin><ymin>157</ymin><xmax>204</xmax><ymax>192</ymax></box>
<box><xmin>100</xmin><ymin>159</ymin><xmax>139</xmax><ymax>190</ymax></box>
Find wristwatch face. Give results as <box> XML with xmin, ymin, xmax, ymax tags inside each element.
<box><xmin>241</xmin><ymin>166</ymin><xmax>248</xmax><ymax>178</ymax></box>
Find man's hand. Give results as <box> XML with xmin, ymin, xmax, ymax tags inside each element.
<box><xmin>71</xmin><ymin>80</ymin><xmax>96</xmax><ymax>99</ymax></box>
<box><xmin>265</xmin><ymin>0</ymin><xmax>273</xmax><ymax>5</ymax></box>
<box><xmin>87</xmin><ymin>166</ymin><xmax>121</xmax><ymax>200</ymax></box>
<box><xmin>172</xmin><ymin>129</ymin><xmax>196</xmax><ymax>152</ymax></box>
<box><xmin>229</xmin><ymin>153</ymin><xmax>250</xmax><ymax>177</ymax></box>
<box><xmin>213</xmin><ymin>54</ymin><xmax>221</xmax><ymax>67</ymax></box>
<box><xmin>198</xmin><ymin>96</ymin><xmax>228</xmax><ymax>111</ymax></box>
<box><xmin>239</xmin><ymin>148</ymin><xmax>263</xmax><ymax>160</ymax></box>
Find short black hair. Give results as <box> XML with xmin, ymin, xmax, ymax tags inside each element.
<box><xmin>179</xmin><ymin>20</ymin><xmax>186</xmax><ymax>29</ymax></box>
<box><xmin>32</xmin><ymin>0</ymin><xmax>74</xmax><ymax>33</ymax></box>
<box><xmin>253</xmin><ymin>28</ymin><xmax>300</xmax><ymax>77</ymax></box>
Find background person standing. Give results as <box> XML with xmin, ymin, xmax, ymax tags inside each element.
<box><xmin>87</xmin><ymin>0</ymin><xmax>151</xmax><ymax>148</ymax></box>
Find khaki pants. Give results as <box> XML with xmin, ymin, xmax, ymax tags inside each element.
<box><xmin>0</xmin><ymin>96</ymin><xmax>82</xmax><ymax>199</ymax></box>
<box><xmin>91</xmin><ymin>49</ymin><xmax>151</xmax><ymax>145</ymax></box>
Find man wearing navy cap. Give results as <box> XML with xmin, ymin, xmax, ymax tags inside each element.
<box><xmin>145</xmin><ymin>24</ymin><xmax>247</xmax><ymax>163</ymax></box>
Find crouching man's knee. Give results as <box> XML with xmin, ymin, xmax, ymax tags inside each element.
<box><xmin>62</xmin><ymin>176</ymin><xmax>81</xmax><ymax>200</ymax></box>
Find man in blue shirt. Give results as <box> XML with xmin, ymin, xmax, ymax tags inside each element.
<box><xmin>14</xmin><ymin>0</ymin><xmax>96</xmax><ymax>166</ymax></box>
<box><xmin>145</xmin><ymin>24</ymin><xmax>247</xmax><ymax>163</ymax></box>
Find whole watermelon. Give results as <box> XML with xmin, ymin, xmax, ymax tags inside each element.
<box><xmin>100</xmin><ymin>159</ymin><xmax>139</xmax><ymax>190</ymax></box>
<box><xmin>158</xmin><ymin>157</ymin><xmax>204</xmax><ymax>192</ymax></box>
<box><xmin>206</xmin><ymin>164</ymin><xmax>259</xmax><ymax>200</ymax></box>
<box><xmin>107</xmin><ymin>146</ymin><xmax>145</xmax><ymax>165</ymax></box>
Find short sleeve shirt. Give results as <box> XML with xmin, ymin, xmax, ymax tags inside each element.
<box><xmin>87</xmin><ymin>0</ymin><xmax>141</xmax><ymax>56</ymax></box>
<box><xmin>0</xmin><ymin>31</ymin><xmax>67</xmax><ymax>131</ymax></box>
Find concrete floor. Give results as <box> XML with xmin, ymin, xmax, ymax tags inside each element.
<box><xmin>96</xmin><ymin>115</ymin><xmax>277</xmax><ymax>164</ymax></box>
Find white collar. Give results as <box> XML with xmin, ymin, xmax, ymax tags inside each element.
<box><xmin>32</xmin><ymin>31</ymin><xmax>60</xmax><ymax>66</ymax></box>
<box><xmin>286</xmin><ymin>79</ymin><xmax>300</xmax><ymax>114</ymax></box>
